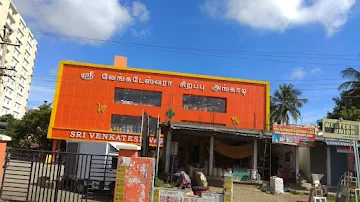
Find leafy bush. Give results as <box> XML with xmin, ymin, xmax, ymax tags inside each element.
<box><xmin>154</xmin><ymin>177</ymin><xmax>175</xmax><ymax>188</ymax></box>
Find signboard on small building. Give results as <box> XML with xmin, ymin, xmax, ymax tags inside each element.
<box><xmin>336</xmin><ymin>146</ymin><xmax>354</xmax><ymax>153</ymax></box>
<box><xmin>272</xmin><ymin>125</ymin><xmax>316</xmax><ymax>147</ymax></box>
<box><xmin>322</xmin><ymin>119</ymin><xmax>360</xmax><ymax>140</ymax></box>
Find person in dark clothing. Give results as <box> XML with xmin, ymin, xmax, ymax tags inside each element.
<box><xmin>175</xmin><ymin>171</ymin><xmax>192</xmax><ymax>189</ymax></box>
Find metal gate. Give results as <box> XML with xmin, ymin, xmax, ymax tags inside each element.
<box><xmin>0</xmin><ymin>148</ymin><xmax>117</xmax><ymax>202</ymax></box>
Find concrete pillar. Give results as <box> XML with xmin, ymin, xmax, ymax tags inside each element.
<box><xmin>295</xmin><ymin>146</ymin><xmax>299</xmax><ymax>183</ymax></box>
<box><xmin>326</xmin><ymin>147</ymin><xmax>331</xmax><ymax>186</ymax></box>
<box><xmin>209</xmin><ymin>135</ymin><xmax>214</xmax><ymax>176</ymax></box>
<box><xmin>253</xmin><ymin>139</ymin><xmax>258</xmax><ymax>170</ymax></box>
<box><xmin>165</xmin><ymin>129</ymin><xmax>172</xmax><ymax>173</ymax></box>
<box><xmin>0</xmin><ymin>135</ymin><xmax>11</xmax><ymax>184</ymax></box>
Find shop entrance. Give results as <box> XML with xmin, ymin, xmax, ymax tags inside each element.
<box><xmin>270</xmin><ymin>144</ymin><xmax>297</xmax><ymax>183</ymax></box>
<box><xmin>170</xmin><ymin>129</ymin><xmax>257</xmax><ymax>182</ymax></box>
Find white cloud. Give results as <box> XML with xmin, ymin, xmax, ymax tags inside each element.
<box><xmin>12</xmin><ymin>0</ymin><xmax>150</xmax><ymax>41</ymax></box>
<box><xmin>27</xmin><ymin>85</ymin><xmax>55</xmax><ymax>107</ymax></box>
<box><xmin>132</xmin><ymin>1</ymin><xmax>150</xmax><ymax>23</ymax></box>
<box><xmin>310</xmin><ymin>67</ymin><xmax>322</xmax><ymax>74</ymax></box>
<box><xmin>291</xmin><ymin>67</ymin><xmax>306</xmax><ymax>80</ymax></box>
<box><xmin>200</xmin><ymin>0</ymin><xmax>356</xmax><ymax>36</ymax></box>
<box><xmin>130</xmin><ymin>28</ymin><xmax>152</xmax><ymax>38</ymax></box>
<box><xmin>290</xmin><ymin>67</ymin><xmax>322</xmax><ymax>80</ymax></box>
<box><xmin>49</xmin><ymin>67</ymin><xmax>58</xmax><ymax>76</ymax></box>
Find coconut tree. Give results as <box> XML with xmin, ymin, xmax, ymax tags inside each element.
<box><xmin>338</xmin><ymin>67</ymin><xmax>360</xmax><ymax>108</ymax></box>
<box><xmin>339</xmin><ymin>67</ymin><xmax>360</xmax><ymax>93</ymax></box>
<box><xmin>270</xmin><ymin>84</ymin><xmax>308</xmax><ymax>125</ymax></box>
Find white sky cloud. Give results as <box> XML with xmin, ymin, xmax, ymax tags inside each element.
<box><xmin>290</xmin><ymin>67</ymin><xmax>322</xmax><ymax>80</ymax></box>
<box><xmin>310</xmin><ymin>67</ymin><xmax>322</xmax><ymax>74</ymax></box>
<box><xmin>13</xmin><ymin>0</ymin><xmax>150</xmax><ymax>41</ymax></box>
<box><xmin>49</xmin><ymin>67</ymin><xmax>58</xmax><ymax>76</ymax></box>
<box><xmin>200</xmin><ymin>0</ymin><xmax>356</xmax><ymax>36</ymax></box>
<box><xmin>291</xmin><ymin>67</ymin><xmax>306</xmax><ymax>80</ymax></box>
<box><xmin>130</xmin><ymin>28</ymin><xmax>152</xmax><ymax>38</ymax></box>
<box><xmin>132</xmin><ymin>1</ymin><xmax>150</xmax><ymax>23</ymax></box>
<box><xmin>27</xmin><ymin>84</ymin><xmax>55</xmax><ymax>107</ymax></box>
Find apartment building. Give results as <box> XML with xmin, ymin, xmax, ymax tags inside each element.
<box><xmin>0</xmin><ymin>0</ymin><xmax>38</xmax><ymax>118</ymax></box>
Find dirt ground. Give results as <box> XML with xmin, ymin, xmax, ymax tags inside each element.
<box><xmin>210</xmin><ymin>183</ymin><xmax>309</xmax><ymax>202</ymax></box>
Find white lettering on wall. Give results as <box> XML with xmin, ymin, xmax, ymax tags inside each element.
<box><xmin>179</xmin><ymin>81</ymin><xmax>205</xmax><ymax>91</ymax></box>
<box><xmin>81</xmin><ymin>71</ymin><xmax>249</xmax><ymax>96</ymax></box>
<box><xmin>81</xmin><ymin>71</ymin><xmax>94</xmax><ymax>80</ymax></box>
<box><xmin>212</xmin><ymin>84</ymin><xmax>247</xmax><ymax>95</ymax></box>
<box><xmin>101</xmin><ymin>73</ymin><xmax>173</xmax><ymax>87</ymax></box>
<box><xmin>68</xmin><ymin>130</ymin><xmax>165</xmax><ymax>145</ymax></box>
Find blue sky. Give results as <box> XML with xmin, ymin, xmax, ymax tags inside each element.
<box><xmin>13</xmin><ymin>0</ymin><xmax>360</xmax><ymax>125</ymax></box>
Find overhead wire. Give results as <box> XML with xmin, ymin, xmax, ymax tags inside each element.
<box><xmin>25</xmin><ymin>31</ymin><xmax>360</xmax><ymax>68</ymax></box>
<box><xmin>32</xmin><ymin>31</ymin><xmax>360</xmax><ymax>58</ymax></box>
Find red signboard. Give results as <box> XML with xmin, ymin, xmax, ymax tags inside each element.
<box><xmin>337</xmin><ymin>146</ymin><xmax>354</xmax><ymax>153</ymax></box>
<box><xmin>272</xmin><ymin>125</ymin><xmax>316</xmax><ymax>147</ymax></box>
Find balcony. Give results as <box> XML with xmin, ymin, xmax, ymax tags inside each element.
<box><xmin>3</xmin><ymin>99</ymin><xmax>11</xmax><ymax>107</ymax></box>
<box><xmin>16</xmin><ymin>34</ymin><xmax>23</xmax><ymax>44</ymax></box>
<box><xmin>7</xmin><ymin>82</ymin><xmax>15</xmax><ymax>90</ymax></box>
<box><xmin>12</xmin><ymin>54</ymin><xmax>19</xmax><ymax>62</ymax></box>
<box><xmin>7</xmin><ymin>12</ymin><xmax>16</xmax><ymax>22</ymax></box>
<box><xmin>5</xmin><ymin>18</ymin><xmax>14</xmax><ymax>29</ymax></box>
<box><xmin>18</xmin><ymin>27</ymin><xmax>25</xmax><ymax>36</ymax></box>
<box><xmin>24</xmin><ymin>56</ymin><xmax>29</xmax><ymax>63</ymax></box>
<box><xmin>4</xmin><ymin>89</ymin><xmax>13</xmax><ymax>100</ymax></box>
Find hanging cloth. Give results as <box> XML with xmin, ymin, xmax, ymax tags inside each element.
<box><xmin>214</xmin><ymin>140</ymin><xmax>254</xmax><ymax>159</ymax></box>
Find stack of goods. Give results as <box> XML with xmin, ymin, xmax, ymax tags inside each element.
<box><xmin>270</xmin><ymin>176</ymin><xmax>284</xmax><ymax>194</ymax></box>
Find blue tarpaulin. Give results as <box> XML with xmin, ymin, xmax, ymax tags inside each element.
<box><xmin>324</xmin><ymin>140</ymin><xmax>355</xmax><ymax>147</ymax></box>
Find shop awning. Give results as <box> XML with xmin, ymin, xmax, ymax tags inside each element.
<box><xmin>324</xmin><ymin>140</ymin><xmax>356</xmax><ymax>147</ymax></box>
<box><xmin>163</xmin><ymin>122</ymin><xmax>269</xmax><ymax>138</ymax></box>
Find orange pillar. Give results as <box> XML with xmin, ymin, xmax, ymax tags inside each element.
<box><xmin>114</xmin><ymin>56</ymin><xmax>127</xmax><ymax>67</ymax></box>
<box><xmin>52</xmin><ymin>139</ymin><xmax>58</xmax><ymax>152</ymax></box>
<box><xmin>0</xmin><ymin>135</ymin><xmax>11</xmax><ymax>183</ymax></box>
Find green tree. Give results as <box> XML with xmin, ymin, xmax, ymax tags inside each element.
<box><xmin>270</xmin><ymin>84</ymin><xmax>308</xmax><ymax>125</ymax></box>
<box><xmin>0</xmin><ymin>102</ymin><xmax>53</xmax><ymax>149</ymax></box>
<box><xmin>328</xmin><ymin>68</ymin><xmax>360</xmax><ymax>121</ymax></box>
<box><xmin>338</xmin><ymin>67</ymin><xmax>360</xmax><ymax>99</ymax></box>
<box><xmin>17</xmin><ymin>102</ymin><xmax>52</xmax><ymax>150</ymax></box>
<box><xmin>0</xmin><ymin>114</ymin><xmax>21</xmax><ymax>145</ymax></box>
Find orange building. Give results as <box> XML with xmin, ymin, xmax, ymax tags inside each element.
<box><xmin>48</xmin><ymin>56</ymin><xmax>270</xmax><ymax>176</ymax></box>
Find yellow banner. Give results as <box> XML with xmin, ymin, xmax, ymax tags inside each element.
<box><xmin>114</xmin><ymin>165</ymin><xmax>126</xmax><ymax>202</ymax></box>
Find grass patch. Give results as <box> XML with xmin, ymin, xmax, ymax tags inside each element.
<box><xmin>154</xmin><ymin>177</ymin><xmax>175</xmax><ymax>188</ymax></box>
<box><xmin>289</xmin><ymin>190</ymin><xmax>309</xmax><ymax>196</ymax></box>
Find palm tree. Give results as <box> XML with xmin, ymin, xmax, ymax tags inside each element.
<box><xmin>270</xmin><ymin>84</ymin><xmax>308</xmax><ymax>125</ymax></box>
<box><xmin>338</xmin><ymin>67</ymin><xmax>360</xmax><ymax>107</ymax></box>
<box><xmin>339</xmin><ymin>68</ymin><xmax>360</xmax><ymax>92</ymax></box>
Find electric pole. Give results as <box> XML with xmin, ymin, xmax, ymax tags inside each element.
<box><xmin>0</xmin><ymin>26</ymin><xmax>20</xmax><ymax>97</ymax></box>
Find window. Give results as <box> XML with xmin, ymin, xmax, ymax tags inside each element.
<box><xmin>110</xmin><ymin>115</ymin><xmax>158</xmax><ymax>135</ymax></box>
<box><xmin>2</xmin><ymin>107</ymin><xmax>9</xmax><ymax>115</ymax></box>
<box><xmin>114</xmin><ymin>88</ymin><xmax>162</xmax><ymax>107</ymax></box>
<box><xmin>182</xmin><ymin>94</ymin><xmax>227</xmax><ymax>113</ymax></box>
<box><xmin>111</xmin><ymin>157</ymin><xmax>118</xmax><ymax>169</ymax></box>
<box><xmin>4</xmin><ymin>98</ymin><xmax>10</xmax><ymax>105</ymax></box>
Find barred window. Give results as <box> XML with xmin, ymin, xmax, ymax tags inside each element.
<box><xmin>182</xmin><ymin>94</ymin><xmax>227</xmax><ymax>113</ymax></box>
<box><xmin>110</xmin><ymin>115</ymin><xmax>158</xmax><ymax>135</ymax></box>
<box><xmin>114</xmin><ymin>88</ymin><xmax>162</xmax><ymax>107</ymax></box>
